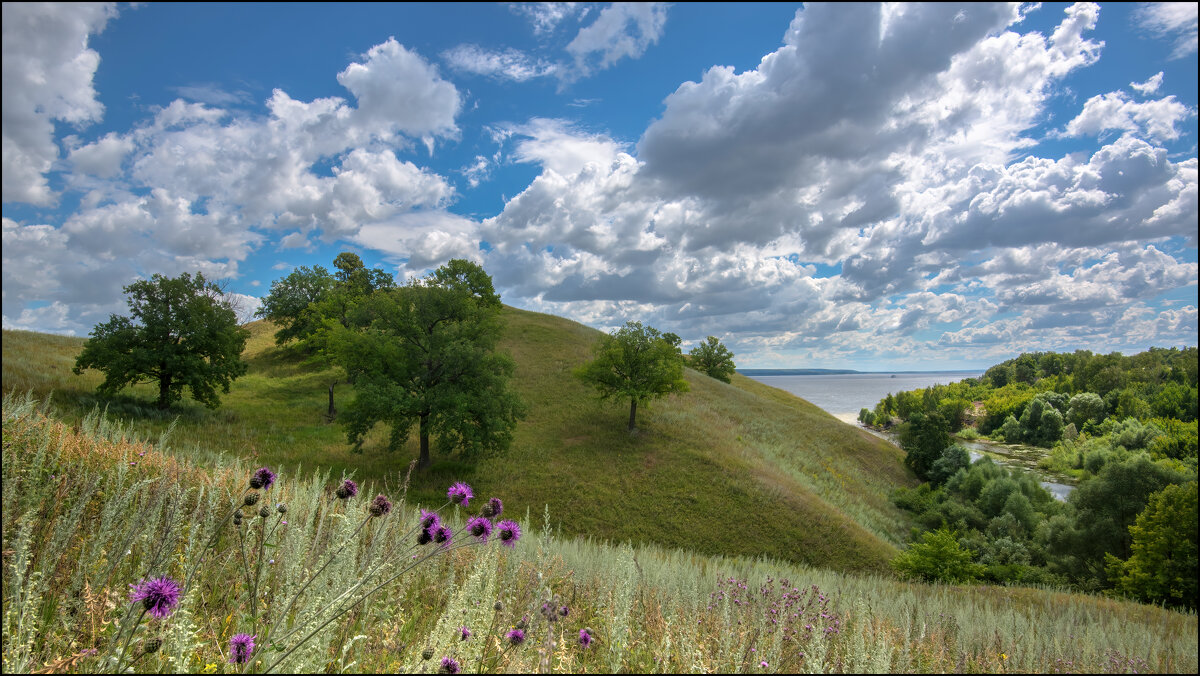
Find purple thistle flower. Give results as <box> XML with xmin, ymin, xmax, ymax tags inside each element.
<box><xmin>433</xmin><ymin>524</ymin><xmax>453</xmax><ymax>548</ymax></box>
<box><xmin>419</xmin><ymin>509</ymin><xmax>441</xmax><ymax>531</ymax></box>
<box><xmin>228</xmin><ymin>633</ymin><xmax>255</xmax><ymax>664</ymax></box>
<box><xmin>249</xmin><ymin>467</ymin><xmax>276</xmax><ymax>491</ymax></box>
<box><xmin>496</xmin><ymin>520</ymin><xmax>521</xmax><ymax>548</ymax></box>
<box><xmin>447</xmin><ymin>482</ymin><xmax>473</xmax><ymax>506</ymax></box>
<box><xmin>579</xmin><ymin>629</ymin><xmax>592</xmax><ymax>648</ymax></box>
<box><xmin>483</xmin><ymin>497</ymin><xmax>503</xmax><ymax>518</ymax></box>
<box><xmin>417</xmin><ymin>528</ymin><xmax>434</xmax><ymax>546</ymax></box>
<box><xmin>466</xmin><ymin>516</ymin><xmax>492</xmax><ymax>542</ymax></box>
<box><xmin>439</xmin><ymin>656</ymin><xmax>460</xmax><ymax>674</ymax></box>
<box><xmin>459</xmin><ymin>626</ymin><xmax>471</xmax><ymax>641</ymax></box>
<box><xmin>128</xmin><ymin>576</ymin><xmax>181</xmax><ymax>619</ymax></box>
<box><xmin>369</xmin><ymin>494</ymin><xmax>392</xmax><ymax>517</ymax></box>
<box><xmin>335</xmin><ymin>479</ymin><xmax>358</xmax><ymax>500</ymax></box>
<box><xmin>506</xmin><ymin>628</ymin><xmax>525</xmax><ymax>646</ymax></box>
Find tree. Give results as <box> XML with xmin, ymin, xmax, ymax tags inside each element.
<box><xmin>331</xmin><ymin>260</ymin><xmax>523</xmax><ymax>468</ymax></box>
<box><xmin>254</xmin><ymin>265</ymin><xmax>335</xmax><ymax>345</ymax></box>
<box><xmin>1105</xmin><ymin>481</ymin><xmax>1198</xmax><ymax>610</ymax></box>
<box><xmin>891</xmin><ymin>527</ymin><xmax>981</xmax><ymax>584</ymax></box>
<box><xmin>688</xmin><ymin>336</ymin><xmax>736</xmax><ymax>383</ymax></box>
<box><xmin>73</xmin><ymin>272</ymin><xmax>249</xmax><ymax>409</ymax></box>
<box><xmin>575</xmin><ymin>321</ymin><xmax>689</xmax><ymax>432</ymax></box>
<box><xmin>899</xmin><ymin>411</ymin><xmax>951</xmax><ymax>481</ymax></box>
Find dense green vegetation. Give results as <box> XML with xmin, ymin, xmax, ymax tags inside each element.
<box><xmin>4</xmin><ymin>396</ymin><xmax>1196</xmax><ymax>673</ymax></box>
<box><xmin>2</xmin><ymin>304</ymin><xmax>915</xmax><ymax>574</ymax></box>
<box><xmin>574</xmin><ymin>320</ymin><xmax>689</xmax><ymax>431</ymax></box>
<box><xmin>863</xmin><ymin>348</ymin><xmax>1198</xmax><ymax>609</ymax></box>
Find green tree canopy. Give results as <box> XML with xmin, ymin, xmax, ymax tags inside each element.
<box><xmin>688</xmin><ymin>336</ymin><xmax>736</xmax><ymax>383</ymax></box>
<box><xmin>899</xmin><ymin>411</ymin><xmax>951</xmax><ymax>481</ymax></box>
<box><xmin>891</xmin><ymin>527</ymin><xmax>981</xmax><ymax>584</ymax></box>
<box><xmin>331</xmin><ymin>260</ymin><xmax>522</xmax><ymax>468</ymax></box>
<box><xmin>73</xmin><ymin>272</ymin><xmax>249</xmax><ymax>409</ymax></box>
<box><xmin>1106</xmin><ymin>481</ymin><xmax>1198</xmax><ymax>610</ymax></box>
<box><xmin>575</xmin><ymin>321</ymin><xmax>690</xmax><ymax>432</ymax></box>
<box><xmin>254</xmin><ymin>265</ymin><xmax>335</xmax><ymax>345</ymax></box>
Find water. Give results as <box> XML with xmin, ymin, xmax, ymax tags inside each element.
<box><xmin>743</xmin><ymin>371</ymin><xmax>983</xmax><ymax>423</ymax></box>
<box><xmin>745</xmin><ymin>371</ymin><xmax>1075</xmax><ymax>501</ymax></box>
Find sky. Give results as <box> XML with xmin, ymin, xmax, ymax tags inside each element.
<box><xmin>2</xmin><ymin>2</ymin><xmax>1197</xmax><ymax>371</ymax></box>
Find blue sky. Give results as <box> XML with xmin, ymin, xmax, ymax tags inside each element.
<box><xmin>3</xmin><ymin>2</ymin><xmax>1197</xmax><ymax>370</ymax></box>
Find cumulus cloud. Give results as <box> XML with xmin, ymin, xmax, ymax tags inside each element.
<box><xmin>1131</xmin><ymin>71</ymin><xmax>1164</xmax><ymax>96</ymax></box>
<box><xmin>1065</xmin><ymin>90</ymin><xmax>1193</xmax><ymax>142</ymax></box>
<box><xmin>2</xmin><ymin>2</ymin><xmax>118</xmax><ymax>204</ymax></box>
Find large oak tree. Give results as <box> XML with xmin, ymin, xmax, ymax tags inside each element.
<box><xmin>73</xmin><ymin>272</ymin><xmax>249</xmax><ymax>409</ymax></box>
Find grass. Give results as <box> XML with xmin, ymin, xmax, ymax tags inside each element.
<box><xmin>2</xmin><ymin>306</ymin><xmax>917</xmax><ymax>574</ymax></box>
<box><xmin>3</xmin><ymin>395</ymin><xmax>1196</xmax><ymax>673</ymax></box>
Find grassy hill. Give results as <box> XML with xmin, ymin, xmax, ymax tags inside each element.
<box><xmin>2</xmin><ymin>305</ymin><xmax>917</xmax><ymax>573</ymax></box>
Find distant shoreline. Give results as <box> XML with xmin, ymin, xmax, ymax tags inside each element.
<box><xmin>738</xmin><ymin>369</ymin><xmax>984</xmax><ymax>376</ymax></box>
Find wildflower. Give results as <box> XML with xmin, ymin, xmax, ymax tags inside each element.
<box><xmin>559</xmin><ymin>605</ymin><xmax>569</xmax><ymax>617</ymax></box>
<box><xmin>249</xmin><ymin>467</ymin><xmax>276</xmax><ymax>491</ymax></box>
<box><xmin>229</xmin><ymin>633</ymin><xmax>256</xmax><ymax>664</ymax></box>
<box><xmin>506</xmin><ymin>628</ymin><xmax>525</xmax><ymax>646</ymax></box>
<box><xmin>496</xmin><ymin>520</ymin><xmax>521</xmax><ymax>548</ymax></box>
<box><xmin>439</xmin><ymin>656</ymin><xmax>460</xmax><ymax>674</ymax></box>
<box><xmin>579</xmin><ymin>629</ymin><xmax>593</xmax><ymax>648</ymax></box>
<box><xmin>433</xmin><ymin>525</ymin><xmax>453</xmax><ymax>547</ymax></box>
<box><xmin>448</xmin><ymin>482</ymin><xmax>473</xmax><ymax>506</ymax></box>
<box><xmin>369</xmin><ymin>494</ymin><xmax>392</xmax><ymax>517</ymax></box>
<box><xmin>459</xmin><ymin>626</ymin><xmax>471</xmax><ymax>641</ymax></box>
<box><xmin>466</xmin><ymin>516</ymin><xmax>492</xmax><ymax>542</ymax></box>
<box><xmin>143</xmin><ymin>637</ymin><xmax>163</xmax><ymax>655</ymax></box>
<box><xmin>417</xmin><ymin>528</ymin><xmax>433</xmax><ymax>546</ymax></box>
<box><xmin>129</xmin><ymin>576</ymin><xmax>182</xmax><ymax>619</ymax></box>
<box><xmin>419</xmin><ymin>509</ymin><xmax>441</xmax><ymax>530</ymax></box>
<box><xmin>482</xmin><ymin>497</ymin><xmax>503</xmax><ymax>518</ymax></box>
<box><xmin>335</xmin><ymin>479</ymin><xmax>359</xmax><ymax>500</ymax></box>
<box><xmin>760</xmin><ymin>660</ymin><xmax>768</xmax><ymax>668</ymax></box>
<box><xmin>243</xmin><ymin>493</ymin><xmax>260</xmax><ymax>507</ymax></box>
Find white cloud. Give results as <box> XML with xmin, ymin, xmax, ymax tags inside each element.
<box><xmin>1065</xmin><ymin>90</ymin><xmax>1193</xmax><ymax>142</ymax></box>
<box><xmin>1131</xmin><ymin>71</ymin><xmax>1164</xmax><ymax>95</ymax></box>
<box><xmin>2</xmin><ymin>2</ymin><xmax>118</xmax><ymax>204</ymax></box>
<box><xmin>1135</xmin><ymin>2</ymin><xmax>1198</xmax><ymax>59</ymax></box>
<box><xmin>508</xmin><ymin>2</ymin><xmax>587</xmax><ymax>36</ymax></box>
<box><xmin>67</xmin><ymin>132</ymin><xmax>134</xmax><ymax>178</ymax></box>
<box><xmin>442</xmin><ymin>44</ymin><xmax>559</xmax><ymax>81</ymax></box>
<box><xmin>565</xmin><ymin>2</ymin><xmax>668</xmax><ymax>78</ymax></box>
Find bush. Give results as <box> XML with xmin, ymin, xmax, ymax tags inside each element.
<box><xmin>891</xmin><ymin>528</ymin><xmax>981</xmax><ymax>584</ymax></box>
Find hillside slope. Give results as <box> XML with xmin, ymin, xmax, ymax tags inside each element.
<box><xmin>2</xmin><ymin>306</ymin><xmax>917</xmax><ymax>573</ymax></box>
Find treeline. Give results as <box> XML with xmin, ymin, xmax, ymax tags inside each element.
<box><xmin>863</xmin><ymin>347</ymin><xmax>1198</xmax><ymax>610</ymax></box>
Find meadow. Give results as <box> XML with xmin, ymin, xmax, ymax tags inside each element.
<box><xmin>3</xmin><ymin>393</ymin><xmax>1196</xmax><ymax>673</ymax></box>
<box><xmin>1</xmin><ymin>308</ymin><xmax>916</xmax><ymax>573</ymax></box>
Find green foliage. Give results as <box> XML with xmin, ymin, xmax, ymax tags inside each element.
<box><xmin>575</xmin><ymin>321</ymin><xmax>689</xmax><ymax>431</ymax></box>
<box><xmin>927</xmin><ymin>444</ymin><xmax>969</xmax><ymax>487</ymax></box>
<box><xmin>688</xmin><ymin>335</ymin><xmax>736</xmax><ymax>383</ymax></box>
<box><xmin>891</xmin><ymin>527</ymin><xmax>981</xmax><ymax>583</ymax></box>
<box><xmin>331</xmin><ymin>260</ymin><xmax>523</xmax><ymax>467</ymax></box>
<box><xmin>899</xmin><ymin>412</ymin><xmax>951</xmax><ymax>481</ymax></box>
<box><xmin>72</xmin><ymin>272</ymin><xmax>248</xmax><ymax>409</ymax></box>
<box><xmin>1106</xmin><ymin>481</ymin><xmax>1198</xmax><ymax>610</ymax></box>
<box><xmin>1018</xmin><ymin>393</ymin><xmax>1066</xmax><ymax>447</ymax></box>
<box><xmin>254</xmin><ymin>265</ymin><xmax>335</xmax><ymax>345</ymax></box>
<box><xmin>1066</xmin><ymin>392</ymin><xmax>1106</xmax><ymax>430</ymax></box>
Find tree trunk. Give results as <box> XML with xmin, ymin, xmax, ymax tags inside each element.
<box><xmin>326</xmin><ymin>381</ymin><xmax>337</xmax><ymax>421</ymax></box>
<box><xmin>418</xmin><ymin>413</ymin><xmax>431</xmax><ymax>469</ymax></box>
<box><xmin>628</xmin><ymin>398</ymin><xmax>638</xmax><ymax>432</ymax></box>
<box><xmin>158</xmin><ymin>373</ymin><xmax>172</xmax><ymax>409</ymax></box>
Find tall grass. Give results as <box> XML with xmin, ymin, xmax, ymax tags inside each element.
<box><xmin>3</xmin><ymin>394</ymin><xmax>1195</xmax><ymax>673</ymax></box>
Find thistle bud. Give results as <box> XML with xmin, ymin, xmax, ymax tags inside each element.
<box><xmin>276</xmin><ymin>503</ymin><xmax>288</xmax><ymax>514</ymax></box>
<box><xmin>494</xmin><ymin>601</ymin><xmax>503</xmax><ymax>612</ymax></box>
<box><xmin>259</xmin><ymin>506</ymin><xmax>270</xmax><ymax>519</ymax></box>
<box><xmin>143</xmin><ymin>637</ymin><xmax>162</xmax><ymax>654</ymax></box>
<box><xmin>422</xmin><ymin>647</ymin><xmax>434</xmax><ymax>661</ymax></box>
<box><xmin>244</xmin><ymin>493</ymin><xmax>260</xmax><ymax>507</ymax></box>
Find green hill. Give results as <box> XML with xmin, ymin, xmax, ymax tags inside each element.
<box><xmin>1</xmin><ymin>305</ymin><xmax>916</xmax><ymax>573</ymax></box>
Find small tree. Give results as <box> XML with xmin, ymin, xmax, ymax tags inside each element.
<box><xmin>575</xmin><ymin>321</ymin><xmax>689</xmax><ymax>432</ymax></box>
<box><xmin>1105</xmin><ymin>481</ymin><xmax>1198</xmax><ymax>610</ymax></box>
<box><xmin>891</xmin><ymin>527</ymin><xmax>981</xmax><ymax>584</ymax></box>
<box><xmin>73</xmin><ymin>272</ymin><xmax>249</xmax><ymax>409</ymax></box>
<box><xmin>254</xmin><ymin>265</ymin><xmax>335</xmax><ymax>345</ymax></box>
<box><xmin>689</xmin><ymin>336</ymin><xmax>736</xmax><ymax>383</ymax></box>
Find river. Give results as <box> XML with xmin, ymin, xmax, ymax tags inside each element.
<box><xmin>744</xmin><ymin>371</ymin><xmax>1075</xmax><ymax>501</ymax></box>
